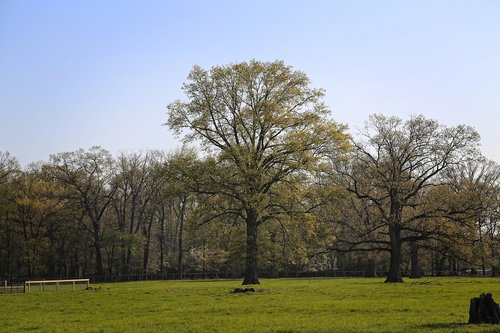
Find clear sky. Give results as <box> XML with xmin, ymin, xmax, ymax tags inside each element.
<box><xmin>1</xmin><ymin>1</ymin><xmax>499</xmax><ymax>165</ymax></box>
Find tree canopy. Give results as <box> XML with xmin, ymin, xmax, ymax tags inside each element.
<box><xmin>167</xmin><ymin>60</ymin><xmax>349</xmax><ymax>284</ymax></box>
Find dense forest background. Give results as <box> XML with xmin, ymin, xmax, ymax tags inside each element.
<box><xmin>1</xmin><ymin>62</ymin><xmax>499</xmax><ymax>283</ymax></box>
<box><xmin>1</xmin><ymin>143</ymin><xmax>498</xmax><ymax>282</ymax></box>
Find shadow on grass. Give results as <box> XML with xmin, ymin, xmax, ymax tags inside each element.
<box><xmin>418</xmin><ymin>323</ymin><xmax>467</xmax><ymax>329</ymax></box>
<box><xmin>420</xmin><ymin>323</ymin><xmax>500</xmax><ymax>333</ymax></box>
<box><xmin>179</xmin><ymin>279</ymin><xmax>242</xmax><ymax>283</ymax></box>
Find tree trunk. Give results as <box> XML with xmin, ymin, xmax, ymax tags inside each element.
<box><xmin>437</xmin><ymin>255</ymin><xmax>445</xmax><ymax>276</ymax></box>
<box><xmin>108</xmin><ymin>246</ymin><xmax>115</xmax><ymax>277</ymax></box>
<box><xmin>365</xmin><ymin>259</ymin><xmax>376</xmax><ymax>277</ymax></box>
<box><xmin>409</xmin><ymin>242</ymin><xmax>421</xmax><ymax>278</ymax></box>
<box><xmin>385</xmin><ymin>223</ymin><xmax>403</xmax><ymax>283</ymax></box>
<box><xmin>452</xmin><ymin>257</ymin><xmax>458</xmax><ymax>276</ymax></box>
<box><xmin>124</xmin><ymin>248</ymin><xmax>132</xmax><ymax>276</ymax></box>
<box><xmin>90</xmin><ymin>218</ymin><xmax>105</xmax><ymax>278</ymax></box>
<box><xmin>143</xmin><ymin>215</ymin><xmax>154</xmax><ymax>275</ymax></box>
<box><xmin>159</xmin><ymin>207</ymin><xmax>166</xmax><ymax>276</ymax></box>
<box><xmin>242</xmin><ymin>208</ymin><xmax>259</xmax><ymax>285</ymax></box>
<box><xmin>478</xmin><ymin>220</ymin><xmax>487</xmax><ymax>276</ymax></box>
<box><xmin>492</xmin><ymin>248</ymin><xmax>497</xmax><ymax>277</ymax></box>
<box><xmin>116</xmin><ymin>206</ymin><xmax>127</xmax><ymax>277</ymax></box>
<box><xmin>94</xmin><ymin>240</ymin><xmax>104</xmax><ymax>277</ymax></box>
<box><xmin>177</xmin><ymin>197</ymin><xmax>186</xmax><ymax>279</ymax></box>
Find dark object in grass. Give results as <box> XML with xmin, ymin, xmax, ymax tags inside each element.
<box><xmin>468</xmin><ymin>293</ymin><xmax>500</xmax><ymax>324</ymax></box>
<box><xmin>232</xmin><ymin>288</ymin><xmax>255</xmax><ymax>293</ymax></box>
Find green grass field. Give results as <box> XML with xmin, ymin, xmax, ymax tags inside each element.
<box><xmin>1</xmin><ymin>277</ymin><xmax>500</xmax><ymax>332</ymax></box>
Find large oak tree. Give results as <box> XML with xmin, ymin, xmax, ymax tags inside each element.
<box><xmin>333</xmin><ymin>114</ymin><xmax>480</xmax><ymax>282</ymax></box>
<box><xmin>167</xmin><ymin>60</ymin><xmax>348</xmax><ymax>284</ymax></box>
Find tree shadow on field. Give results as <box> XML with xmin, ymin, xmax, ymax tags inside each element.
<box><xmin>419</xmin><ymin>322</ymin><xmax>500</xmax><ymax>333</ymax></box>
<box><xmin>417</xmin><ymin>322</ymin><xmax>467</xmax><ymax>329</ymax></box>
<box><xmin>181</xmin><ymin>279</ymin><xmax>242</xmax><ymax>283</ymax></box>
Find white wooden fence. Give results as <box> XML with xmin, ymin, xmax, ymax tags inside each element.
<box><xmin>24</xmin><ymin>278</ymin><xmax>90</xmax><ymax>292</ymax></box>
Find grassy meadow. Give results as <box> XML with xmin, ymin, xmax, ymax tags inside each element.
<box><xmin>1</xmin><ymin>277</ymin><xmax>500</xmax><ymax>333</ymax></box>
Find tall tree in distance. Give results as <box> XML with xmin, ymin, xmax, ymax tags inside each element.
<box><xmin>334</xmin><ymin>114</ymin><xmax>480</xmax><ymax>283</ymax></box>
<box><xmin>112</xmin><ymin>151</ymin><xmax>155</xmax><ymax>276</ymax></box>
<box><xmin>163</xmin><ymin>149</ymin><xmax>200</xmax><ymax>279</ymax></box>
<box><xmin>443</xmin><ymin>158</ymin><xmax>500</xmax><ymax>275</ymax></box>
<box><xmin>49</xmin><ymin>147</ymin><xmax>117</xmax><ymax>277</ymax></box>
<box><xmin>167</xmin><ymin>60</ymin><xmax>349</xmax><ymax>284</ymax></box>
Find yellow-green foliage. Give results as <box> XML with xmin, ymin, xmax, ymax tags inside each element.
<box><xmin>1</xmin><ymin>278</ymin><xmax>500</xmax><ymax>332</ymax></box>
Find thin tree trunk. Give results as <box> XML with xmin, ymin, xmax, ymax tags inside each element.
<box><xmin>115</xmin><ymin>200</ymin><xmax>127</xmax><ymax>277</ymax></box>
<box><xmin>243</xmin><ymin>208</ymin><xmax>259</xmax><ymax>285</ymax></box>
<box><xmin>385</xmin><ymin>223</ymin><xmax>403</xmax><ymax>283</ymax></box>
<box><xmin>409</xmin><ymin>242</ymin><xmax>421</xmax><ymax>278</ymax></box>
<box><xmin>159</xmin><ymin>207</ymin><xmax>166</xmax><ymax>276</ymax></box>
<box><xmin>478</xmin><ymin>219</ymin><xmax>486</xmax><ymax>276</ymax></box>
<box><xmin>365</xmin><ymin>259</ymin><xmax>376</xmax><ymax>277</ymax></box>
<box><xmin>430</xmin><ymin>251</ymin><xmax>434</xmax><ymax>276</ymax></box>
<box><xmin>492</xmin><ymin>248</ymin><xmax>497</xmax><ymax>277</ymax></box>
<box><xmin>143</xmin><ymin>215</ymin><xmax>154</xmax><ymax>274</ymax></box>
<box><xmin>437</xmin><ymin>255</ymin><xmax>445</xmax><ymax>276</ymax></box>
<box><xmin>118</xmin><ymin>210</ymin><xmax>126</xmax><ymax>277</ymax></box>
<box><xmin>91</xmin><ymin>218</ymin><xmax>105</xmax><ymax>277</ymax></box>
<box><xmin>177</xmin><ymin>197</ymin><xmax>186</xmax><ymax>279</ymax></box>
<box><xmin>94</xmin><ymin>241</ymin><xmax>104</xmax><ymax>277</ymax></box>
<box><xmin>125</xmin><ymin>248</ymin><xmax>132</xmax><ymax>276</ymax></box>
<box><xmin>120</xmin><ymin>242</ymin><xmax>126</xmax><ymax>276</ymax></box>
<box><xmin>108</xmin><ymin>245</ymin><xmax>114</xmax><ymax>277</ymax></box>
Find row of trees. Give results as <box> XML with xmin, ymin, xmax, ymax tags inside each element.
<box><xmin>1</xmin><ymin>61</ymin><xmax>499</xmax><ymax>284</ymax></box>
<box><xmin>0</xmin><ymin>147</ymin><xmax>339</xmax><ymax>282</ymax></box>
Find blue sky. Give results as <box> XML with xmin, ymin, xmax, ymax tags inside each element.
<box><xmin>1</xmin><ymin>1</ymin><xmax>499</xmax><ymax>165</ymax></box>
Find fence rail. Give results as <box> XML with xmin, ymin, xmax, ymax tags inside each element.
<box><xmin>25</xmin><ymin>278</ymin><xmax>90</xmax><ymax>292</ymax></box>
<box><xmin>2</xmin><ymin>269</ymin><xmax>494</xmax><ymax>287</ymax></box>
<box><xmin>0</xmin><ymin>282</ymin><xmax>25</xmax><ymax>293</ymax></box>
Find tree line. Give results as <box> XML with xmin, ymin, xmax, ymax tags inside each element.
<box><xmin>1</xmin><ymin>60</ymin><xmax>498</xmax><ymax>284</ymax></box>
